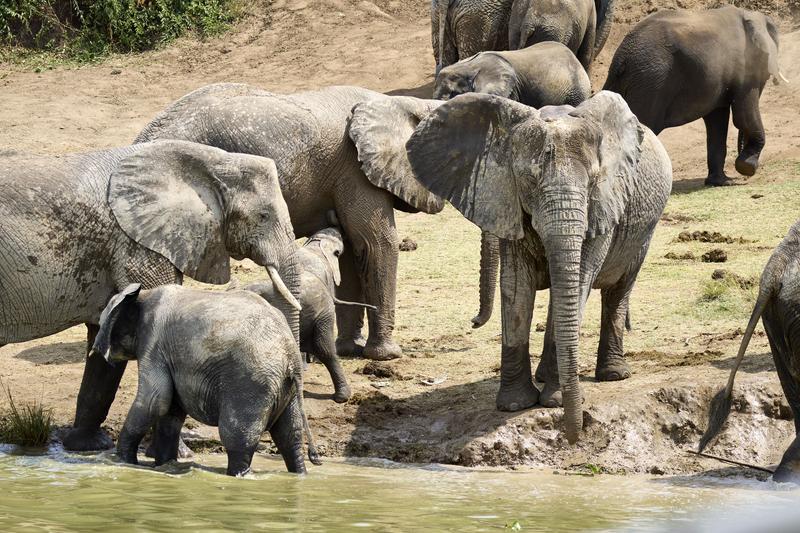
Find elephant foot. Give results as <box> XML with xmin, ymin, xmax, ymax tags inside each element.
<box><xmin>773</xmin><ymin>463</ymin><xmax>800</xmax><ymax>484</ymax></box>
<box><xmin>333</xmin><ymin>385</ymin><xmax>352</xmax><ymax>403</ymax></box>
<box><xmin>62</xmin><ymin>426</ymin><xmax>114</xmax><ymax>451</ymax></box>
<box><xmin>595</xmin><ymin>357</ymin><xmax>631</xmax><ymax>382</ymax></box>
<box><xmin>496</xmin><ymin>380</ymin><xmax>539</xmax><ymax>412</ymax></box>
<box><xmin>145</xmin><ymin>437</ymin><xmax>194</xmax><ymax>459</ymax></box>
<box><xmin>538</xmin><ymin>382</ymin><xmax>562</xmax><ymax>408</ymax></box>
<box><xmin>336</xmin><ymin>336</ymin><xmax>366</xmax><ymax>357</ymax></box>
<box><xmin>704</xmin><ymin>174</ymin><xmax>736</xmax><ymax>187</ymax></box>
<box><xmin>363</xmin><ymin>339</ymin><xmax>402</xmax><ymax>361</ymax></box>
<box><xmin>735</xmin><ymin>153</ymin><xmax>759</xmax><ymax>177</ymax></box>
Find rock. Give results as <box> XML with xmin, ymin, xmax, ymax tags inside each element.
<box><xmin>701</xmin><ymin>249</ymin><xmax>728</xmax><ymax>263</ymax></box>
<box><xmin>110</xmin><ymin>69</ymin><xmax>122</xmax><ymax>75</ymax></box>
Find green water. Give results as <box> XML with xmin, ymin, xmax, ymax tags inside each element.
<box><xmin>1</xmin><ymin>446</ymin><xmax>799</xmax><ymax>532</ymax></box>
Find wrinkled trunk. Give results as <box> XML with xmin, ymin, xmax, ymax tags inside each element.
<box><xmin>541</xmin><ymin>190</ymin><xmax>586</xmax><ymax>444</ymax></box>
<box><xmin>472</xmin><ymin>231</ymin><xmax>499</xmax><ymax>328</ymax></box>
<box><xmin>275</xmin><ymin>252</ymin><xmax>301</xmax><ymax>345</ymax></box>
<box><xmin>435</xmin><ymin>0</ymin><xmax>449</xmax><ymax>73</ymax></box>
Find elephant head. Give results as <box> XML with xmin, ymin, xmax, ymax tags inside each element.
<box><xmin>433</xmin><ymin>53</ymin><xmax>518</xmax><ymax>101</ymax></box>
<box><xmin>90</xmin><ymin>283</ymin><xmax>142</xmax><ymax>364</ymax></box>
<box><xmin>406</xmin><ymin>91</ymin><xmax>644</xmax><ymax>442</ymax></box>
<box><xmin>742</xmin><ymin>11</ymin><xmax>785</xmax><ymax>85</ymax></box>
<box><xmin>108</xmin><ymin>140</ymin><xmax>302</xmax><ymax>339</ymax></box>
<box><xmin>348</xmin><ymin>96</ymin><xmax>446</xmax><ymax>214</ymax></box>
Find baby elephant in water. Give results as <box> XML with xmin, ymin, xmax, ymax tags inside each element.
<box><xmin>92</xmin><ymin>284</ymin><xmax>320</xmax><ymax>476</ymax></box>
<box><xmin>234</xmin><ymin>228</ymin><xmax>376</xmax><ymax>403</ymax></box>
<box><xmin>700</xmin><ymin>221</ymin><xmax>800</xmax><ymax>482</ymax></box>
<box><xmin>433</xmin><ymin>42</ymin><xmax>591</xmax><ymax>107</ymax></box>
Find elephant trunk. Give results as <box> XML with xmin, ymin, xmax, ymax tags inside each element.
<box><xmin>472</xmin><ymin>231</ymin><xmax>499</xmax><ymax>328</ymax></box>
<box><xmin>541</xmin><ymin>189</ymin><xmax>586</xmax><ymax>444</ymax></box>
<box><xmin>263</xmin><ymin>245</ymin><xmax>302</xmax><ymax>346</ymax></box>
<box><xmin>436</xmin><ymin>0</ymin><xmax>449</xmax><ymax>74</ymax></box>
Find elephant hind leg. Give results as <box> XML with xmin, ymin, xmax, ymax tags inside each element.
<box><xmin>150</xmin><ymin>401</ymin><xmax>187</xmax><ymax>467</ymax></box>
<box><xmin>117</xmin><ymin>378</ymin><xmax>174</xmax><ymax>465</ymax></box>
<box><xmin>732</xmin><ymin>86</ymin><xmax>766</xmax><ymax>177</ymax></box>
<box><xmin>335</xmin><ymin>248</ymin><xmax>366</xmax><ymax>357</ymax></box>
<box><xmin>313</xmin><ymin>315</ymin><xmax>351</xmax><ymax>403</ymax></box>
<box><xmin>219</xmin><ymin>404</ymin><xmax>265</xmax><ymax>477</ymax></box>
<box><xmin>269</xmin><ymin>394</ymin><xmax>307</xmax><ymax>474</ymax></box>
<box><xmin>703</xmin><ymin>107</ymin><xmax>733</xmax><ymax>186</ymax></box>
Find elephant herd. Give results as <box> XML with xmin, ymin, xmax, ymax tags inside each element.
<box><xmin>0</xmin><ymin>2</ymin><xmax>796</xmax><ymax>478</ymax></box>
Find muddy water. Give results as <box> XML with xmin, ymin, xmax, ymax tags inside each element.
<box><xmin>2</xmin><ymin>446</ymin><xmax>799</xmax><ymax>532</ymax></box>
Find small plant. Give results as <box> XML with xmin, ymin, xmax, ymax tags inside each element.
<box><xmin>700</xmin><ymin>279</ymin><xmax>730</xmax><ymax>302</ymax></box>
<box><xmin>504</xmin><ymin>520</ymin><xmax>522</xmax><ymax>531</ymax></box>
<box><xmin>0</xmin><ymin>383</ymin><xmax>53</xmax><ymax>448</ymax></box>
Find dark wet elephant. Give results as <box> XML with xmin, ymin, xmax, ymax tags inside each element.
<box><xmin>0</xmin><ymin>140</ymin><xmax>300</xmax><ymax>452</ymax></box>
<box><xmin>603</xmin><ymin>6</ymin><xmax>786</xmax><ymax>186</ymax></box>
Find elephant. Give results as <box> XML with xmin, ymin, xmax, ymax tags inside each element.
<box><xmin>602</xmin><ymin>6</ymin><xmax>786</xmax><ymax>187</ymax></box>
<box><xmin>92</xmin><ymin>284</ymin><xmax>320</xmax><ymax>476</ymax></box>
<box><xmin>406</xmin><ymin>91</ymin><xmax>672</xmax><ymax>443</ymax></box>
<box><xmin>700</xmin><ymin>221</ymin><xmax>800</xmax><ymax>483</ymax></box>
<box><xmin>431</xmin><ymin>0</ymin><xmax>515</xmax><ymax>74</ymax></box>
<box><xmin>432</xmin><ymin>41</ymin><xmax>592</xmax><ymax>329</ymax></box>
<box><xmin>234</xmin><ymin>227</ymin><xmax>377</xmax><ymax>403</ymax></box>
<box><xmin>136</xmin><ymin>83</ymin><xmax>444</xmax><ymax>361</ymax></box>
<box><xmin>508</xmin><ymin>0</ymin><xmax>616</xmax><ymax>70</ymax></box>
<box><xmin>0</xmin><ymin>140</ymin><xmax>300</xmax><ymax>452</ymax></box>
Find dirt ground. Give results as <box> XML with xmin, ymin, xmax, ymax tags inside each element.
<box><xmin>1</xmin><ymin>0</ymin><xmax>800</xmax><ymax>475</ymax></box>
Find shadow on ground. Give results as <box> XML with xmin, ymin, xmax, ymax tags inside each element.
<box><xmin>14</xmin><ymin>341</ymin><xmax>85</xmax><ymax>365</ymax></box>
<box><xmin>710</xmin><ymin>351</ymin><xmax>775</xmax><ymax>374</ymax></box>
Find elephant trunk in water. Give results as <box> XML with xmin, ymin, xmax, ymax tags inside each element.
<box><xmin>472</xmin><ymin>231</ymin><xmax>500</xmax><ymax>328</ymax></box>
<box><xmin>540</xmin><ymin>189</ymin><xmax>586</xmax><ymax>444</ymax></box>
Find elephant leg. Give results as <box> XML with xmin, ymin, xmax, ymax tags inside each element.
<box><xmin>269</xmin><ymin>394</ymin><xmax>307</xmax><ymax>474</ymax></box>
<box><xmin>62</xmin><ymin>323</ymin><xmax>127</xmax><ymax>452</ymax></box>
<box><xmin>335</xmin><ymin>248</ymin><xmax>366</xmax><ymax>357</ymax></box>
<box><xmin>575</xmin><ymin>23</ymin><xmax>596</xmax><ymax>71</ymax></box>
<box><xmin>595</xmin><ymin>281</ymin><xmax>633</xmax><ymax>382</ymax></box>
<box><xmin>313</xmin><ymin>312</ymin><xmax>351</xmax><ymax>403</ymax></box>
<box><xmin>151</xmin><ymin>402</ymin><xmax>187</xmax><ymax>467</ymax></box>
<box><xmin>535</xmin><ymin>300</ymin><xmax>562</xmax><ymax>408</ymax></box>
<box><xmin>766</xmin><ymin>317</ymin><xmax>800</xmax><ymax>482</ymax></box>
<box><xmin>732</xmin><ymin>87</ymin><xmax>765</xmax><ymax>177</ymax></box>
<box><xmin>335</xmin><ymin>188</ymin><xmax>401</xmax><ymax>361</ymax></box>
<box><xmin>703</xmin><ymin>106</ymin><xmax>732</xmax><ymax>186</ymax></box>
<box><xmin>496</xmin><ymin>238</ymin><xmax>539</xmax><ymax>412</ymax></box>
<box><xmin>117</xmin><ymin>380</ymin><xmax>173</xmax><ymax>465</ymax></box>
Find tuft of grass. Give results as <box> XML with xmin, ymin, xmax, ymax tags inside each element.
<box><xmin>0</xmin><ymin>383</ymin><xmax>53</xmax><ymax>448</ymax></box>
<box><xmin>700</xmin><ymin>279</ymin><xmax>730</xmax><ymax>302</ymax></box>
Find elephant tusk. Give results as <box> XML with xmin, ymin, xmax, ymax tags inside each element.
<box><xmin>267</xmin><ymin>265</ymin><xmax>302</xmax><ymax>312</ymax></box>
<box><xmin>779</xmin><ymin>71</ymin><xmax>790</xmax><ymax>84</ymax></box>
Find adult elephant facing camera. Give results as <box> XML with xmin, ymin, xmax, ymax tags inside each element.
<box><xmin>406</xmin><ymin>92</ymin><xmax>672</xmax><ymax>443</ymax></box>
<box><xmin>137</xmin><ymin>84</ymin><xmax>444</xmax><ymax>361</ymax></box>
<box><xmin>0</xmin><ymin>140</ymin><xmax>300</xmax><ymax>451</ymax></box>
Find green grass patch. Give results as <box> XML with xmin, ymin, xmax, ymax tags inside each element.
<box><xmin>0</xmin><ymin>383</ymin><xmax>53</xmax><ymax>448</ymax></box>
<box><xmin>1</xmin><ymin>0</ymin><xmax>242</xmax><ymax>64</ymax></box>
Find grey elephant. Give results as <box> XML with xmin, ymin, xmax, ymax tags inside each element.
<box><xmin>235</xmin><ymin>227</ymin><xmax>377</xmax><ymax>403</ymax></box>
<box><xmin>137</xmin><ymin>83</ymin><xmax>443</xmax><ymax>361</ymax></box>
<box><xmin>0</xmin><ymin>140</ymin><xmax>300</xmax><ymax>452</ymax></box>
<box><xmin>432</xmin><ymin>41</ymin><xmax>592</xmax><ymax>329</ymax></box>
<box><xmin>603</xmin><ymin>6</ymin><xmax>785</xmax><ymax>186</ymax></box>
<box><xmin>431</xmin><ymin>0</ymin><xmax>514</xmax><ymax>74</ymax></box>
<box><xmin>508</xmin><ymin>0</ymin><xmax>615</xmax><ymax>70</ymax></box>
<box><xmin>92</xmin><ymin>284</ymin><xmax>320</xmax><ymax>476</ymax></box>
<box><xmin>700</xmin><ymin>221</ymin><xmax>800</xmax><ymax>482</ymax></box>
<box><xmin>406</xmin><ymin>91</ymin><xmax>672</xmax><ymax>443</ymax></box>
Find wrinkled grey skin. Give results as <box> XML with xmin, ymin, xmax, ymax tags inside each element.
<box><xmin>433</xmin><ymin>42</ymin><xmax>592</xmax><ymax>329</ymax></box>
<box><xmin>700</xmin><ymin>222</ymin><xmax>800</xmax><ymax>483</ymax></box>
<box><xmin>137</xmin><ymin>84</ymin><xmax>444</xmax><ymax>362</ymax></box>
<box><xmin>603</xmin><ymin>6</ymin><xmax>783</xmax><ymax>186</ymax></box>
<box><xmin>236</xmin><ymin>228</ymin><xmax>376</xmax><ymax>403</ymax></box>
<box><xmin>508</xmin><ymin>0</ymin><xmax>615</xmax><ymax>70</ymax></box>
<box><xmin>0</xmin><ymin>140</ymin><xmax>299</xmax><ymax>452</ymax></box>
<box><xmin>406</xmin><ymin>91</ymin><xmax>672</xmax><ymax>443</ymax></box>
<box><xmin>93</xmin><ymin>284</ymin><xmax>320</xmax><ymax>476</ymax></box>
<box><xmin>431</xmin><ymin>0</ymin><xmax>515</xmax><ymax>74</ymax></box>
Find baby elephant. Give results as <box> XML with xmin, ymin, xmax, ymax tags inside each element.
<box><xmin>433</xmin><ymin>42</ymin><xmax>591</xmax><ymax>107</ymax></box>
<box><xmin>235</xmin><ymin>228</ymin><xmax>376</xmax><ymax>403</ymax></box>
<box><xmin>91</xmin><ymin>284</ymin><xmax>320</xmax><ymax>476</ymax></box>
<box><xmin>700</xmin><ymin>220</ymin><xmax>800</xmax><ymax>482</ymax></box>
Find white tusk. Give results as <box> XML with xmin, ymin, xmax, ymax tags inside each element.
<box><xmin>779</xmin><ymin>72</ymin><xmax>790</xmax><ymax>84</ymax></box>
<box><xmin>267</xmin><ymin>265</ymin><xmax>302</xmax><ymax>312</ymax></box>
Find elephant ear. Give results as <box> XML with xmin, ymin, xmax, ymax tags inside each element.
<box><xmin>109</xmin><ymin>141</ymin><xmax>231</xmax><ymax>284</ymax></box>
<box><xmin>743</xmin><ymin>12</ymin><xmax>780</xmax><ymax>79</ymax></box>
<box><xmin>569</xmin><ymin>91</ymin><xmax>643</xmax><ymax>238</ymax></box>
<box><xmin>348</xmin><ymin>97</ymin><xmax>446</xmax><ymax>214</ymax></box>
<box><xmin>406</xmin><ymin>93</ymin><xmax>535</xmax><ymax>240</ymax></box>
<box><xmin>473</xmin><ymin>54</ymin><xmax>517</xmax><ymax>100</ymax></box>
<box><xmin>90</xmin><ymin>283</ymin><xmax>141</xmax><ymax>362</ymax></box>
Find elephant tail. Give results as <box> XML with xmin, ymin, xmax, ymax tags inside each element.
<box><xmin>294</xmin><ymin>373</ymin><xmax>323</xmax><ymax>466</ymax></box>
<box><xmin>333</xmin><ymin>297</ymin><xmax>377</xmax><ymax>311</ymax></box>
<box><xmin>698</xmin><ymin>287</ymin><xmax>771</xmax><ymax>453</ymax></box>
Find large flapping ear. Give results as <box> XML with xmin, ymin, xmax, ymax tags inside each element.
<box><xmin>304</xmin><ymin>228</ymin><xmax>343</xmax><ymax>286</ymax></box>
<box><xmin>743</xmin><ymin>12</ymin><xmax>780</xmax><ymax>80</ymax></box>
<box><xmin>90</xmin><ymin>284</ymin><xmax>141</xmax><ymax>363</ymax></box>
<box><xmin>406</xmin><ymin>93</ymin><xmax>535</xmax><ymax>240</ymax></box>
<box><xmin>109</xmin><ymin>140</ymin><xmax>232</xmax><ymax>284</ymax></box>
<box><xmin>473</xmin><ymin>54</ymin><xmax>517</xmax><ymax>99</ymax></box>
<box><xmin>348</xmin><ymin>96</ymin><xmax>446</xmax><ymax>214</ymax></box>
<box><xmin>568</xmin><ymin>91</ymin><xmax>643</xmax><ymax>238</ymax></box>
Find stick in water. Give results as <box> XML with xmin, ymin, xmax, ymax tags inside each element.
<box><xmin>686</xmin><ymin>450</ymin><xmax>774</xmax><ymax>474</ymax></box>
